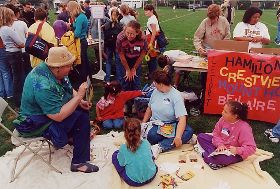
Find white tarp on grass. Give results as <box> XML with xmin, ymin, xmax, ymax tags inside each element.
<box><xmin>0</xmin><ymin>132</ymin><xmax>279</xmax><ymax>189</ymax></box>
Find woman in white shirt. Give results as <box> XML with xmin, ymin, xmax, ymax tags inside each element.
<box><xmin>6</xmin><ymin>4</ymin><xmax>31</xmax><ymax>80</ymax></box>
<box><xmin>233</xmin><ymin>7</ymin><xmax>270</xmax><ymax>50</ymax></box>
<box><xmin>119</xmin><ymin>4</ymin><xmax>136</xmax><ymax>26</ymax></box>
<box><xmin>0</xmin><ymin>7</ymin><xmax>24</xmax><ymax>106</ymax></box>
<box><xmin>144</xmin><ymin>4</ymin><xmax>161</xmax><ymax>79</ymax></box>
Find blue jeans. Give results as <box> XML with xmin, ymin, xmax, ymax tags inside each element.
<box><xmin>6</xmin><ymin>51</ymin><xmax>24</xmax><ymax>106</ymax></box>
<box><xmin>272</xmin><ymin>120</ymin><xmax>280</xmax><ymax>138</ymax></box>
<box><xmin>115</xmin><ymin>58</ymin><xmax>124</xmax><ymax>82</ymax></box>
<box><xmin>146</xmin><ymin>47</ymin><xmax>165</xmax><ymax>79</ymax></box>
<box><xmin>275</xmin><ymin>22</ymin><xmax>280</xmax><ymax>44</ymax></box>
<box><xmin>102</xmin><ymin>118</ymin><xmax>124</xmax><ymax>129</ymax></box>
<box><xmin>0</xmin><ymin>48</ymin><xmax>13</xmax><ymax>97</ymax></box>
<box><xmin>147</xmin><ymin>57</ymin><xmax>157</xmax><ymax>79</ymax></box>
<box><xmin>119</xmin><ymin>57</ymin><xmax>141</xmax><ymax>91</ymax></box>
<box><xmin>22</xmin><ymin>52</ymin><xmax>32</xmax><ymax>79</ymax></box>
<box><xmin>104</xmin><ymin>46</ymin><xmax>120</xmax><ymax>82</ymax></box>
<box><xmin>147</xmin><ymin>124</ymin><xmax>193</xmax><ymax>152</ymax></box>
<box><xmin>44</xmin><ymin>109</ymin><xmax>91</xmax><ymax>164</ymax></box>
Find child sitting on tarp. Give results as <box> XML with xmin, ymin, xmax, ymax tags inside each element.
<box><xmin>112</xmin><ymin>118</ymin><xmax>158</xmax><ymax>186</ymax></box>
<box><xmin>157</xmin><ymin>50</ymin><xmax>188</xmax><ymax>89</ymax></box>
<box><xmin>196</xmin><ymin>100</ymin><xmax>256</xmax><ymax>170</ymax></box>
<box><xmin>96</xmin><ymin>81</ymin><xmax>143</xmax><ymax>130</ymax></box>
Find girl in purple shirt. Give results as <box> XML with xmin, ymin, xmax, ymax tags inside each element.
<box><xmin>197</xmin><ymin>100</ymin><xmax>256</xmax><ymax>170</ymax></box>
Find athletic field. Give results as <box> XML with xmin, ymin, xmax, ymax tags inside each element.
<box><xmin>0</xmin><ymin>7</ymin><xmax>279</xmax><ymax>184</ymax></box>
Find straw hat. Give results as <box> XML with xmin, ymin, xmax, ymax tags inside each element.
<box><xmin>45</xmin><ymin>46</ymin><xmax>76</xmax><ymax>67</ymax></box>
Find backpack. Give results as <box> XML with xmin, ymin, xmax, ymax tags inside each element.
<box><xmin>61</xmin><ymin>31</ymin><xmax>81</xmax><ymax>65</ymax></box>
<box><xmin>104</xmin><ymin>21</ymin><xmax>123</xmax><ymax>47</ymax></box>
<box><xmin>156</xmin><ymin>25</ymin><xmax>169</xmax><ymax>48</ymax></box>
<box><xmin>25</xmin><ymin>22</ymin><xmax>54</xmax><ymax>60</ymax></box>
<box><xmin>147</xmin><ymin>24</ymin><xmax>168</xmax><ymax>49</ymax></box>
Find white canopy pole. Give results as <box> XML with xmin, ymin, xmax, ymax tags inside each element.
<box><xmin>92</xmin><ymin>16</ymin><xmax>106</xmax><ymax>80</ymax></box>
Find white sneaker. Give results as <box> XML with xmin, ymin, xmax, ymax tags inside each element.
<box><xmin>187</xmin><ymin>134</ymin><xmax>197</xmax><ymax>145</ymax></box>
<box><xmin>264</xmin><ymin>129</ymin><xmax>279</xmax><ymax>143</ymax></box>
<box><xmin>151</xmin><ymin>144</ymin><xmax>162</xmax><ymax>159</ymax></box>
<box><xmin>264</xmin><ymin>129</ymin><xmax>273</xmax><ymax>137</ymax></box>
<box><xmin>269</xmin><ymin>136</ymin><xmax>279</xmax><ymax>143</ymax></box>
<box><xmin>274</xmin><ymin>41</ymin><xmax>280</xmax><ymax>45</ymax></box>
<box><xmin>194</xmin><ymin>143</ymin><xmax>205</xmax><ymax>157</ymax></box>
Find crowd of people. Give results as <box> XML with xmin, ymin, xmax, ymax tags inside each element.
<box><xmin>0</xmin><ymin>0</ymin><xmax>279</xmax><ymax>187</ymax></box>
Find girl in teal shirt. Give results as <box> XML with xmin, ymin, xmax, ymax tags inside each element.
<box><xmin>112</xmin><ymin>118</ymin><xmax>158</xmax><ymax>186</ymax></box>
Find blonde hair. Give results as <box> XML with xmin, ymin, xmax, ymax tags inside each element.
<box><xmin>0</xmin><ymin>7</ymin><xmax>15</xmax><ymax>27</ymax></box>
<box><xmin>111</xmin><ymin>9</ymin><xmax>119</xmax><ymax>25</ymax></box>
<box><xmin>67</xmin><ymin>1</ymin><xmax>84</xmax><ymax>18</ymax></box>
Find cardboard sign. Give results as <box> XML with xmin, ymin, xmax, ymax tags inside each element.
<box><xmin>90</xmin><ymin>5</ymin><xmax>105</xmax><ymax>19</ymax></box>
<box><xmin>204</xmin><ymin>50</ymin><xmax>280</xmax><ymax>124</ymax></box>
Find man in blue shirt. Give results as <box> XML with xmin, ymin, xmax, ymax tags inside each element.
<box><xmin>14</xmin><ymin>47</ymin><xmax>98</xmax><ymax>173</ymax></box>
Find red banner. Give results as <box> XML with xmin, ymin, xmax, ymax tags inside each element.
<box><xmin>204</xmin><ymin>50</ymin><xmax>280</xmax><ymax>124</ymax></box>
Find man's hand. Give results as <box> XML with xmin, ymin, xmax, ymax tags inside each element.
<box><xmin>79</xmin><ymin>100</ymin><xmax>92</xmax><ymax>110</ymax></box>
<box><xmin>77</xmin><ymin>82</ymin><xmax>88</xmax><ymax>100</ymax></box>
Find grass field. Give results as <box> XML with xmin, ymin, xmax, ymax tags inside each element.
<box><xmin>0</xmin><ymin>7</ymin><xmax>279</xmax><ymax>184</ymax></box>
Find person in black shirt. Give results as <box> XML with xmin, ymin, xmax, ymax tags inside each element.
<box><xmin>84</xmin><ymin>0</ymin><xmax>91</xmax><ymax>19</ymax></box>
<box><xmin>20</xmin><ymin>2</ymin><xmax>35</xmax><ymax>27</ymax></box>
<box><xmin>57</xmin><ymin>3</ymin><xmax>70</xmax><ymax>23</ymax></box>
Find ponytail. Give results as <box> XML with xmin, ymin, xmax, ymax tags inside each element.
<box><xmin>129</xmin><ymin>7</ymin><xmax>137</xmax><ymax>19</ymax></box>
<box><xmin>144</xmin><ymin>4</ymin><xmax>159</xmax><ymax>20</ymax></box>
<box><xmin>104</xmin><ymin>80</ymin><xmax>122</xmax><ymax>100</ymax></box>
<box><xmin>124</xmin><ymin>118</ymin><xmax>141</xmax><ymax>152</ymax></box>
<box><xmin>226</xmin><ymin>100</ymin><xmax>248</xmax><ymax>121</ymax></box>
<box><xmin>153</xmin><ymin>9</ymin><xmax>158</xmax><ymax>20</ymax></box>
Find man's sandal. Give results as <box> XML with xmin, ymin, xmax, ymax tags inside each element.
<box><xmin>71</xmin><ymin>162</ymin><xmax>99</xmax><ymax>173</ymax></box>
